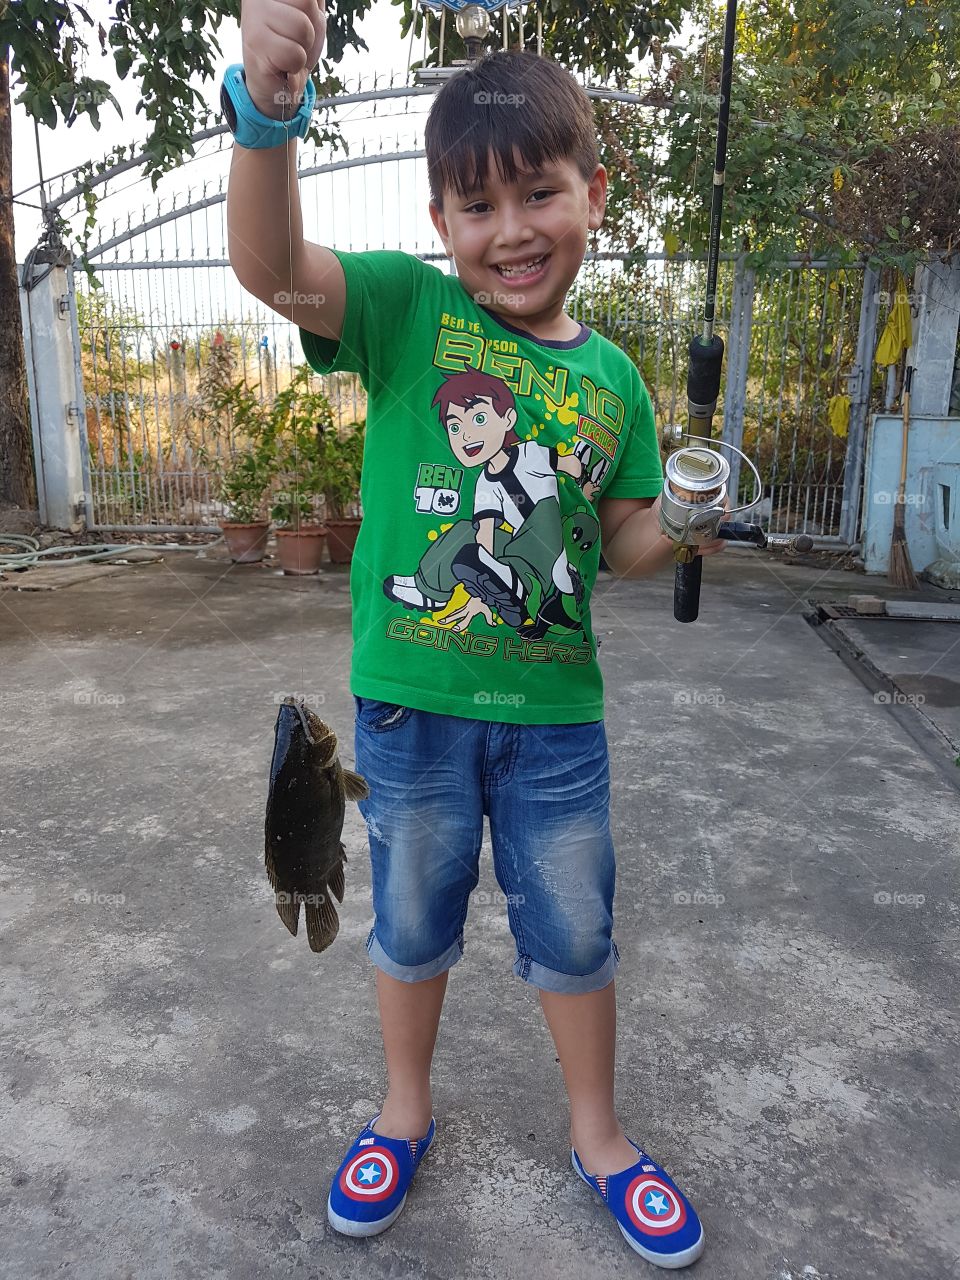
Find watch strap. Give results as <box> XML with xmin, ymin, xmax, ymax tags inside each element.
<box><xmin>220</xmin><ymin>63</ymin><xmax>316</xmax><ymax>149</ymax></box>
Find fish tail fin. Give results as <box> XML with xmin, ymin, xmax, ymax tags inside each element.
<box><xmin>343</xmin><ymin>769</ymin><xmax>370</xmax><ymax>802</ymax></box>
<box><xmin>275</xmin><ymin>892</ymin><xmax>301</xmax><ymax>937</ymax></box>
<box><xmin>328</xmin><ymin>854</ymin><xmax>346</xmax><ymax>904</ymax></box>
<box><xmin>305</xmin><ymin>893</ymin><xmax>339</xmax><ymax>954</ymax></box>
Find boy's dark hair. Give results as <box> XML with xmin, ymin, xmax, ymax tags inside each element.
<box><xmin>424</xmin><ymin>50</ymin><xmax>598</xmax><ymax>208</ymax></box>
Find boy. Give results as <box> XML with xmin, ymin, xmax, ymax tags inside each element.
<box><xmin>225</xmin><ymin>0</ymin><xmax>726</xmax><ymax>1266</ymax></box>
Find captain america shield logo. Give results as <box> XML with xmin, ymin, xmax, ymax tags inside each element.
<box><xmin>623</xmin><ymin>1174</ymin><xmax>687</xmax><ymax>1235</ymax></box>
<box><xmin>339</xmin><ymin>1146</ymin><xmax>399</xmax><ymax>1202</ymax></box>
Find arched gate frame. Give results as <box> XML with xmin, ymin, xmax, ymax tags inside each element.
<box><xmin>20</xmin><ymin>70</ymin><xmax>880</xmax><ymax>543</ymax></box>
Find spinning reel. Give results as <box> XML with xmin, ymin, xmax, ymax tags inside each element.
<box><xmin>658</xmin><ymin>432</ymin><xmax>813</xmax><ymax>623</ymax></box>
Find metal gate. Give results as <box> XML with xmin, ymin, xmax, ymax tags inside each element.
<box><xmin>30</xmin><ymin>70</ymin><xmax>882</xmax><ymax>539</ymax></box>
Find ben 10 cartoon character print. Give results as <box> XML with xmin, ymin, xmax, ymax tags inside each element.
<box><xmin>383</xmin><ymin>369</ymin><xmax>610</xmax><ymax>641</ymax></box>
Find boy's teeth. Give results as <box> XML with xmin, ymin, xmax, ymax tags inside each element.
<box><xmin>497</xmin><ymin>255</ymin><xmax>545</xmax><ymax>278</ymax></box>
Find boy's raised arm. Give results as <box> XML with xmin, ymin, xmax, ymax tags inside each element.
<box><xmin>226</xmin><ymin>0</ymin><xmax>346</xmax><ymax>341</ymax></box>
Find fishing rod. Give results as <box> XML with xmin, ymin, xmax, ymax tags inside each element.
<box><xmin>658</xmin><ymin>0</ymin><xmax>811</xmax><ymax>622</ymax></box>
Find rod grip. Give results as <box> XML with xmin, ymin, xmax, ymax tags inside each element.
<box><xmin>674</xmin><ymin>556</ymin><xmax>703</xmax><ymax>623</ymax></box>
<box><xmin>687</xmin><ymin>335</ymin><xmax>725</xmax><ymax>412</ymax></box>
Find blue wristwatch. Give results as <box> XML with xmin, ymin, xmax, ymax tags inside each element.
<box><xmin>219</xmin><ymin>63</ymin><xmax>316</xmax><ymax>148</ymax></box>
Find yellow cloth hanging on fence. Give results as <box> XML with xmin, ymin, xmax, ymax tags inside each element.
<box><xmin>875</xmin><ymin>273</ymin><xmax>913</xmax><ymax>366</ymax></box>
<box><xmin>828</xmin><ymin>393</ymin><xmax>851</xmax><ymax>437</ymax></box>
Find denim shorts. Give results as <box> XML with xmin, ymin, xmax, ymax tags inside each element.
<box><xmin>353</xmin><ymin>695</ymin><xmax>620</xmax><ymax>994</ymax></box>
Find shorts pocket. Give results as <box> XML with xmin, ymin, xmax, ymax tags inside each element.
<box><xmin>354</xmin><ymin>696</ymin><xmax>414</xmax><ymax>733</ymax></box>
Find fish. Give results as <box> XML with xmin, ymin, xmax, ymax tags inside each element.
<box><xmin>264</xmin><ymin>698</ymin><xmax>370</xmax><ymax>953</ymax></box>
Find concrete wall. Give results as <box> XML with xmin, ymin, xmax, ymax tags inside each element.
<box><xmin>861</xmin><ymin>413</ymin><xmax>960</xmax><ymax>574</ymax></box>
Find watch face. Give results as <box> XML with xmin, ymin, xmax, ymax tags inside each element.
<box><xmin>220</xmin><ymin>81</ymin><xmax>238</xmax><ymax>134</ymax></box>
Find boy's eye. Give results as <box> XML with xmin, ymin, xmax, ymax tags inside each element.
<box><xmin>474</xmin><ymin>412</ymin><xmax>487</xmax><ymax>425</ymax></box>
<box><xmin>465</xmin><ymin>190</ymin><xmax>555</xmax><ymax>213</ymax></box>
<box><xmin>449</xmin><ymin>423</ymin><xmax>461</xmax><ymax>435</ymax></box>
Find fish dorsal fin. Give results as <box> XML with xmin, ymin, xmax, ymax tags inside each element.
<box><xmin>342</xmin><ymin>769</ymin><xmax>370</xmax><ymax>802</ymax></box>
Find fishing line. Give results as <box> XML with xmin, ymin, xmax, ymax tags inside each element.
<box><xmin>292</xmin><ymin>696</ymin><xmax>315</xmax><ymax>744</ymax></box>
<box><xmin>405</xmin><ymin>2</ymin><xmax>418</xmax><ymax>83</ymax></box>
<box><xmin>684</xmin><ymin>10</ymin><xmax>712</xmax><ymax>276</ymax></box>
<box><xmin>281</xmin><ymin>70</ymin><xmax>306</xmax><ymax>697</ymax></box>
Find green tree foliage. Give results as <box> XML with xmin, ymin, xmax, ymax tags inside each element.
<box><xmin>395</xmin><ymin>0</ymin><xmax>690</xmax><ymax>84</ymax></box>
<box><xmin>0</xmin><ymin>0</ymin><xmax>378</xmax><ymax>178</ymax></box>
<box><xmin>597</xmin><ymin>0</ymin><xmax>960</xmax><ymax>272</ymax></box>
<box><xmin>5</xmin><ymin>0</ymin><xmax>958</xmax><ymax>269</ymax></box>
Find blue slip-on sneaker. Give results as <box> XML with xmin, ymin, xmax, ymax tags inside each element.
<box><xmin>327</xmin><ymin>1113</ymin><xmax>436</xmax><ymax>1237</ymax></box>
<box><xmin>571</xmin><ymin>1139</ymin><xmax>705</xmax><ymax>1269</ymax></box>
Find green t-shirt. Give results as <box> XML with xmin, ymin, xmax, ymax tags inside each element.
<box><xmin>300</xmin><ymin>249</ymin><xmax>663</xmax><ymax>725</ymax></box>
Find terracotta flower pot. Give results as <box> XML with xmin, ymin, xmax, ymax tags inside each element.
<box><xmin>275</xmin><ymin>526</ymin><xmax>327</xmax><ymax>575</ymax></box>
<box><xmin>324</xmin><ymin>517</ymin><xmax>362</xmax><ymax>563</ymax></box>
<box><xmin>221</xmin><ymin>521</ymin><xmax>270</xmax><ymax>563</ymax></box>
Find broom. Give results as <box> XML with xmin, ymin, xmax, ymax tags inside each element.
<box><xmin>888</xmin><ymin>364</ymin><xmax>920</xmax><ymax>589</ymax></box>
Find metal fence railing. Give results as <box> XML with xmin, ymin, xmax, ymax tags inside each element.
<box><xmin>37</xmin><ymin>72</ymin><xmax>883</xmax><ymax>537</ymax></box>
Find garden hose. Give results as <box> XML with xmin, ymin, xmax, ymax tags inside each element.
<box><xmin>0</xmin><ymin>535</ymin><xmax>221</xmax><ymax>573</ymax></box>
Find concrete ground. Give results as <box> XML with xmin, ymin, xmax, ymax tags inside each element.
<box><xmin>1</xmin><ymin>544</ymin><xmax>958</xmax><ymax>1280</ymax></box>
<box><xmin>821</xmin><ymin>612</ymin><xmax>960</xmax><ymax>759</ymax></box>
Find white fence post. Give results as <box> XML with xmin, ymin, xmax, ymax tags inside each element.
<box><xmin>18</xmin><ymin>244</ymin><xmax>89</xmax><ymax>532</ymax></box>
<box><xmin>839</xmin><ymin>264</ymin><xmax>881</xmax><ymax>547</ymax></box>
<box><xmin>906</xmin><ymin>257</ymin><xmax>960</xmax><ymax>416</ymax></box>
<box><xmin>721</xmin><ymin>253</ymin><xmax>756</xmax><ymax>508</ymax></box>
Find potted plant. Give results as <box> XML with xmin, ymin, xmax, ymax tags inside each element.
<box><xmin>321</xmin><ymin>420</ymin><xmax>365</xmax><ymax>563</ymax></box>
<box><xmin>266</xmin><ymin>368</ymin><xmax>334</xmax><ymax>575</ymax></box>
<box><xmin>270</xmin><ymin>451</ymin><xmax>327</xmax><ymax>574</ymax></box>
<box><xmin>208</xmin><ymin>377</ymin><xmax>274</xmax><ymax>562</ymax></box>
<box><xmin>216</xmin><ymin>446</ymin><xmax>273</xmax><ymax>562</ymax></box>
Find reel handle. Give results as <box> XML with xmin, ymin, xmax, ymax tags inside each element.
<box><xmin>716</xmin><ymin>522</ymin><xmax>815</xmax><ymax>553</ymax></box>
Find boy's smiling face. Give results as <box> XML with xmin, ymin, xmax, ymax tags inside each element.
<box><xmin>445</xmin><ymin>395</ymin><xmax>517</xmax><ymax>468</ymax></box>
<box><xmin>429</xmin><ymin>146</ymin><xmax>606</xmax><ymax>340</ymax></box>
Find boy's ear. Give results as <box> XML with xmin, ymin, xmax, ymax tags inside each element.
<box><xmin>587</xmin><ymin>164</ymin><xmax>608</xmax><ymax>232</ymax></box>
<box><xmin>429</xmin><ymin>199</ymin><xmax>454</xmax><ymax>257</ymax></box>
